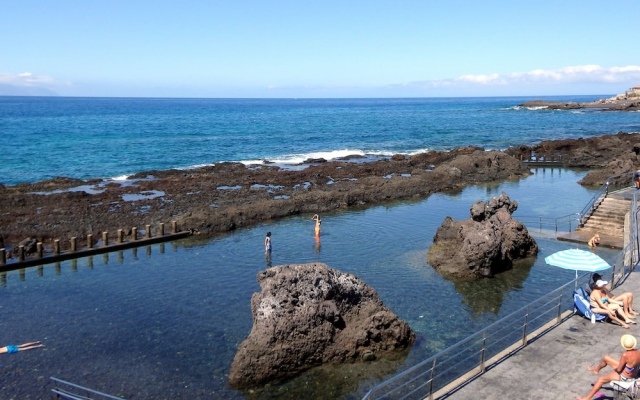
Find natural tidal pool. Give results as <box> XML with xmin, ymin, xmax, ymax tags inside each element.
<box><xmin>0</xmin><ymin>168</ymin><xmax>619</xmax><ymax>399</ymax></box>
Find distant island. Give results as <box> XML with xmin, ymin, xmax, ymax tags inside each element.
<box><xmin>519</xmin><ymin>85</ymin><xmax>640</xmax><ymax>111</ymax></box>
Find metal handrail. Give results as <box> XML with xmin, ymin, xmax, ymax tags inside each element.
<box><xmin>517</xmin><ymin>213</ymin><xmax>581</xmax><ymax>233</ymax></box>
<box><xmin>363</xmin><ymin>175</ymin><xmax>640</xmax><ymax>400</ymax></box>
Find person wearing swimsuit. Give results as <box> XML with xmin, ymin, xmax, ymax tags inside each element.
<box><xmin>1</xmin><ymin>341</ymin><xmax>44</xmax><ymax>354</ymax></box>
<box><xmin>312</xmin><ymin>214</ymin><xmax>321</xmax><ymax>237</ymax></box>
<box><xmin>264</xmin><ymin>232</ymin><xmax>272</xmax><ymax>253</ymax></box>
<box><xmin>577</xmin><ymin>334</ymin><xmax>640</xmax><ymax>400</ymax></box>
<box><xmin>590</xmin><ymin>280</ymin><xmax>635</xmax><ymax>329</ymax></box>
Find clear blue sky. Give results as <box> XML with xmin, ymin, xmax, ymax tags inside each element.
<box><xmin>2</xmin><ymin>1</ymin><xmax>639</xmax><ymax>98</ymax></box>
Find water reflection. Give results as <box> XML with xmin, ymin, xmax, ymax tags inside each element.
<box><xmin>452</xmin><ymin>257</ymin><xmax>536</xmax><ymax>316</ymax></box>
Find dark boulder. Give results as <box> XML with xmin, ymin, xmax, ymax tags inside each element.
<box><xmin>427</xmin><ymin>192</ymin><xmax>538</xmax><ymax>280</ymax></box>
<box><xmin>228</xmin><ymin>262</ymin><xmax>415</xmax><ymax>388</ymax></box>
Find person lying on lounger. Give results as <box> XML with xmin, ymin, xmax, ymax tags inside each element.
<box><xmin>577</xmin><ymin>334</ymin><xmax>640</xmax><ymax>400</ymax></box>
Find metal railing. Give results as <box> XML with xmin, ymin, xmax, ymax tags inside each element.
<box><xmin>363</xmin><ymin>176</ymin><xmax>640</xmax><ymax>400</ymax></box>
<box><xmin>51</xmin><ymin>377</ymin><xmax>126</xmax><ymax>400</ymax></box>
<box><xmin>579</xmin><ymin>172</ymin><xmax>634</xmax><ymax>227</ymax></box>
<box><xmin>517</xmin><ymin>213</ymin><xmax>581</xmax><ymax>233</ymax></box>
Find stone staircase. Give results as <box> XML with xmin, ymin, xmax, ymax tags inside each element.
<box><xmin>576</xmin><ymin>195</ymin><xmax>630</xmax><ymax>238</ymax></box>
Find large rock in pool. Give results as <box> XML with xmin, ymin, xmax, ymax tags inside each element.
<box><xmin>228</xmin><ymin>262</ymin><xmax>415</xmax><ymax>388</ymax></box>
<box><xmin>427</xmin><ymin>192</ymin><xmax>538</xmax><ymax>280</ymax></box>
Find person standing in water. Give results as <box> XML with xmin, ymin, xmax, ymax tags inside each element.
<box><xmin>264</xmin><ymin>232</ymin><xmax>272</xmax><ymax>253</ymax></box>
<box><xmin>312</xmin><ymin>214</ymin><xmax>321</xmax><ymax>236</ymax></box>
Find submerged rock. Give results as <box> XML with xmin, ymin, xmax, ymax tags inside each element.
<box><xmin>427</xmin><ymin>192</ymin><xmax>538</xmax><ymax>280</ymax></box>
<box><xmin>228</xmin><ymin>262</ymin><xmax>415</xmax><ymax>388</ymax></box>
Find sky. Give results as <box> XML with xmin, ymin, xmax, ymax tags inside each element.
<box><xmin>1</xmin><ymin>1</ymin><xmax>640</xmax><ymax>98</ymax></box>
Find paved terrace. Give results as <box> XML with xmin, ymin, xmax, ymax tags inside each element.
<box><xmin>442</xmin><ymin>270</ymin><xmax>640</xmax><ymax>400</ymax></box>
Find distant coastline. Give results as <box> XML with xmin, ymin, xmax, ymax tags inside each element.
<box><xmin>519</xmin><ymin>85</ymin><xmax>640</xmax><ymax>111</ymax></box>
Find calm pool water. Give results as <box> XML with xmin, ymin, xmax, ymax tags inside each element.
<box><xmin>0</xmin><ymin>168</ymin><xmax>619</xmax><ymax>399</ymax></box>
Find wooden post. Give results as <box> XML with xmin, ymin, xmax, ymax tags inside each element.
<box><xmin>145</xmin><ymin>225</ymin><xmax>151</xmax><ymax>239</ymax></box>
<box><xmin>159</xmin><ymin>223</ymin><xmax>165</xmax><ymax>236</ymax></box>
<box><xmin>102</xmin><ymin>232</ymin><xmax>108</xmax><ymax>247</ymax></box>
<box><xmin>117</xmin><ymin>229</ymin><xmax>123</xmax><ymax>244</ymax></box>
<box><xmin>18</xmin><ymin>245</ymin><xmax>25</xmax><ymax>261</ymax></box>
<box><xmin>70</xmin><ymin>237</ymin><xmax>77</xmax><ymax>252</ymax></box>
<box><xmin>132</xmin><ymin>227</ymin><xmax>137</xmax><ymax>241</ymax></box>
<box><xmin>36</xmin><ymin>242</ymin><xmax>43</xmax><ymax>258</ymax></box>
<box><xmin>53</xmin><ymin>240</ymin><xmax>60</xmax><ymax>255</ymax></box>
<box><xmin>0</xmin><ymin>248</ymin><xmax>5</xmax><ymax>265</ymax></box>
<box><xmin>87</xmin><ymin>234</ymin><xmax>93</xmax><ymax>249</ymax></box>
<box><xmin>172</xmin><ymin>220</ymin><xmax>177</xmax><ymax>234</ymax></box>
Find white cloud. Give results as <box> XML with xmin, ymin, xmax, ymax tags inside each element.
<box><xmin>395</xmin><ymin>65</ymin><xmax>640</xmax><ymax>89</ymax></box>
<box><xmin>0</xmin><ymin>72</ymin><xmax>60</xmax><ymax>87</ymax></box>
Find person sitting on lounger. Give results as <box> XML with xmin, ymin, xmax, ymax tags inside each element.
<box><xmin>592</xmin><ymin>273</ymin><xmax>638</xmax><ymax>318</ymax></box>
<box><xmin>577</xmin><ymin>334</ymin><xmax>640</xmax><ymax>400</ymax></box>
<box><xmin>590</xmin><ymin>280</ymin><xmax>634</xmax><ymax>329</ymax></box>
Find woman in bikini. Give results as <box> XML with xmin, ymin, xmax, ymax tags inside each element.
<box><xmin>590</xmin><ymin>280</ymin><xmax>635</xmax><ymax>329</ymax></box>
<box><xmin>577</xmin><ymin>334</ymin><xmax>640</xmax><ymax>400</ymax></box>
<box><xmin>312</xmin><ymin>214</ymin><xmax>321</xmax><ymax>237</ymax></box>
<box><xmin>592</xmin><ymin>273</ymin><xmax>638</xmax><ymax>318</ymax></box>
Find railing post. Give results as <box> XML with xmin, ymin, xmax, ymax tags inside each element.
<box><xmin>36</xmin><ymin>242</ymin><xmax>43</xmax><ymax>258</ymax></box>
<box><xmin>87</xmin><ymin>234</ymin><xmax>93</xmax><ymax>249</ymax></box>
<box><xmin>70</xmin><ymin>237</ymin><xmax>77</xmax><ymax>252</ymax></box>
<box><xmin>557</xmin><ymin>293</ymin><xmax>563</xmax><ymax>323</ymax></box>
<box><xmin>428</xmin><ymin>358</ymin><xmax>437</xmax><ymax>400</ymax></box>
<box><xmin>18</xmin><ymin>245</ymin><xmax>25</xmax><ymax>261</ymax></box>
<box><xmin>0</xmin><ymin>248</ymin><xmax>5</xmax><ymax>265</ymax></box>
<box><xmin>171</xmin><ymin>220</ymin><xmax>177</xmax><ymax>234</ymax></box>
<box><xmin>522</xmin><ymin>312</ymin><xmax>529</xmax><ymax>346</ymax></box>
<box><xmin>53</xmin><ymin>239</ymin><xmax>60</xmax><ymax>255</ymax></box>
<box><xmin>145</xmin><ymin>224</ymin><xmax>151</xmax><ymax>239</ymax></box>
<box><xmin>117</xmin><ymin>229</ymin><xmax>123</xmax><ymax>244</ymax></box>
<box><xmin>102</xmin><ymin>232</ymin><xmax>108</xmax><ymax>247</ymax></box>
<box><xmin>132</xmin><ymin>227</ymin><xmax>137</xmax><ymax>241</ymax></box>
<box><xmin>159</xmin><ymin>223</ymin><xmax>165</xmax><ymax>236</ymax></box>
<box><xmin>480</xmin><ymin>330</ymin><xmax>487</xmax><ymax>372</ymax></box>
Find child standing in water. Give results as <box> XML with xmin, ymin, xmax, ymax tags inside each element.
<box><xmin>312</xmin><ymin>214</ymin><xmax>321</xmax><ymax>236</ymax></box>
<box><xmin>264</xmin><ymin>232</ymin><xmax>272</xmax><ymax>253</ymax></box>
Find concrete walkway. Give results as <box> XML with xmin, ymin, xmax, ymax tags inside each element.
<box><xmin>443</xmin><ymin>270</ymin><xmax>640</xmax><ymax>400</ymax></box>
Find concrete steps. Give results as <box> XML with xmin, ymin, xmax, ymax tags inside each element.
<box><xmin>576</xmin><ymin>196</ymin><xmax>629</xmax><ymax>238</ymax></box>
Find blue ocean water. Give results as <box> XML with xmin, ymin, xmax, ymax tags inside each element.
<box><xmin>1</xmin><ymin>95</ymin><xmax>639</xmax><ymax>185</ymax></box>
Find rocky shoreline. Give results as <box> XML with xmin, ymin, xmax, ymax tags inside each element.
<box><xmin>2</xmin><ymin>132</ymin><xmax>640</xmax><ymax>256</ymax></box>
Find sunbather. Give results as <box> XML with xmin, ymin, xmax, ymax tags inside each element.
<box><xmin>590</xmin><ymin>280</ymin><xmax>634</xmax><ymax>328</ymax></box>
<box><xmin>592</xmin><ymin>273</ymin><xmax>638</xmax><ymax>317</ymax></box>
<box><xmin>1</xmin><ymin>341</ymin><xmax>44</xmax><ymax>354</ymax></box>
<box><xmin>577</xmin><ymin>334</ymin><xmax>640</xmax><ymax>400</ymax></box>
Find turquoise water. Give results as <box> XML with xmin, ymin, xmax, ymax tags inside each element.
<box><xmin>2</xmin><ymin>96</ymin><xmax>640</xmax><ymax>185</ymax></box>
<box><xmin>0</xmin><ymin>168</ymin><xmax>619</xmax><ymax>399</ymax></box>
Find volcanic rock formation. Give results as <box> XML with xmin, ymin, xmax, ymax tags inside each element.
<box><xmin>228</xmin><ymin>262</ymin><xmax>415</xmax><ymax>387</ymax></box>
<box><xmin>427</xmin><ymin>192</ymin><xmax>538</xmax><ymax>280</ymax></box>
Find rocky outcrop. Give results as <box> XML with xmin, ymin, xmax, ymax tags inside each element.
<box><xmin>518</xmin><ymin>86</ymin><xmax>640</xmax><ymax>111</ymax></box>
<box><xmin>228</xmin><ymin>262</ymin><xmax>415</xmax><ymax>388</ymax></box>
<box><xmin>0</xmin><ymin>147</ymin><xmax>530</xmax><ymax>253</ymax></box>
<box><xmin>427</xmin><ymin>192</ymin><xmax>538</xmax><ymax>280</ymax></box>
<box><xmin>504</xmin><ymin>132</ymin><xmax>640</xmax><ymax>186</ymax></box>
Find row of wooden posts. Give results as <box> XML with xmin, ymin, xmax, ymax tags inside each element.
<box><xmin>0</xmin><ymin>221</ymin><xmax>181</xmax><ymax>266</ymax></box>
